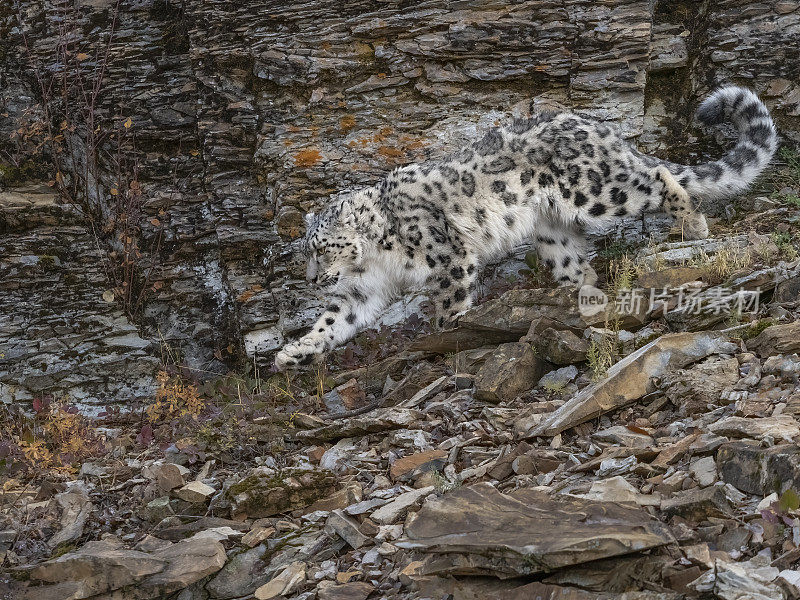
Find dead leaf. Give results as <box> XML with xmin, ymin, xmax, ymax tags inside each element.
<box><xmin>626</xmin><ymin>424</ymin><xmax>650</xmax><ymax>436</ymax></box>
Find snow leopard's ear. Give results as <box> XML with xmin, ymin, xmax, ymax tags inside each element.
<box><xmin>337</xmin><ymin>197</ymin><xmax>354</xmax><ymax>221</ymax></box>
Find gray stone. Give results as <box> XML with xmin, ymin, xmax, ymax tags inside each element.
<box><xmin>21</xmin><ymin>537</ymin><xmax>226</xmax><ymax>599</ymax></box>
<box><xmin>253</xmin><ymin>562</ymin><xmax>306</xmax><ymax>600</ymax></box>
<box><xmin>143</xmin><ymin>462</ymin><xmax>189</xmax><ymax>492</ymax></box>
<box><xmin>317</xmin><ymin>581</ymin><xmax>374</xmax><ymax>600</ymax></box>
<box><xmin>205</xmin><ymin>545</ymin><xmax>269</xmax><ymax>599</ymax></box>
<box><xmin>661</xmin><ymin>485</ymin><xmax>732</xmax><ymax>521</ymax></box>
<box><xmin>532</xmin><ymin>328</ymin><xmax>589</xmax><ymax>365</ymax></box>
<box><xmin>774</xmin><ymin>275</ymin><xmax>800</xmax><ymax>303</ymax></box>
<box><xmin>689</xmin><ymin>456</ymin><xmax>718</xmax><ymax>488</ymax></box>
<box><xmin>48</xmin><ymin>486</ymin><xmax>93</xmax><ymax>549</ymax></box>
<box><xmin>665</xmin><ymin>356</ymin><xmax>740</xmax><ymax>416</ymax></box>
<box><xmin>141</xmin><ymin>497</ymin><xmax>176</xmax><ymax>523</ymax></box>
<box><xmin>538</xmin><ymin>365</ymin><xmax>579</xmax><ymax>389</ymax></box>
<box><xmin>709</xmin><ymin>415</ymin><xmax>800</xmax><ymax>442</ymax></box>
<box><xmin>371</xmin><ymin>486</ymin><xmax>434</xmax><ymax>525</ymax></box>
<box><xmin>305</xmin><ymin>483</ymin><xmax>363</xmax><ymax>513</ymax></box>
<box><xmin>174</xmin><ymin>481</ymin><xmax>216</xmax><ymax>504</ymax></box>
<box><xmin>717</xmin><ymin>442</ymin><xmax>800</xmax><ymax>495</ymax></box>
<box><xmin>29</xmin><ymin>539</ymin><xmax>165</xmax><ymax>597</ymax></box>
<box><xmin>474</xmin><ymin>342</ymin><xmax>547</xmax><ymax>403</ymax></box>
<box><xmin>325</xmin><ymin>510</ymin><xmax>369</xmax><ymax>549</ymax></box>
<box><xmin>295</xmin><ymin>408</ymin><xmax>424</xmax><ymax>443</ymax></box>
<box><xmin>592</xmin><ymin>425</ymin><xmax>654</xmax><ymax>449</ymax></box>
<box><xmin>748</xmin><ymin>321</ymin><xmax>800</xmax><ymax>356</ymax></box>
<box><xmin>135</xmin><ymin>537</ymin><xmax>227</xmax><ymax>599</ymax></box>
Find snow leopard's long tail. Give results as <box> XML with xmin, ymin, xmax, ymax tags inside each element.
<box><xmin>667</xmin><ymin>86</ymin><xmax>777</xmax><ymax>201</ymax></box>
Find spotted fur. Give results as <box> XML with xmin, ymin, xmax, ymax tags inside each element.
<box><xmin>275</xmin><ymin>86</ymin><xmax>777</xmax><ymax>370</ymax></box>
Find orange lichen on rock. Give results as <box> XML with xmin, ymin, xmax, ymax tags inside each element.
<box><xmin>294</xmin><ymin>148</ymin><xmax>323</xmax><ymax>167</ymax></box>
<box><xmin>340</xmin><ymin>115</ymin><xmax>356</xmax><ymax>132</ymax></box>
<box><xmin>403</xmin><ymin>138</ymin><xmax>428</xmax><ymax>150</ymax></box>
<box><xmin>377</xmin><ymin>146</ymin><xmax>405</xmax><ymax>159</ymax></box>
<box><xmin>237</xmin><ymin>285</ymin><xmax>263</xmax><ymax>303</ymax></box>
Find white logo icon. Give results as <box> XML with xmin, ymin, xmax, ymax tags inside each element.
<box><xmin>578</xmin><ymin>285</ymin><xmax>608</xmax><ymax>317</ymax></box>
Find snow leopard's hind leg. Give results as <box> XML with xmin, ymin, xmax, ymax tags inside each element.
<box><xmin>535</xmin><ymin>221</ymin><xmax>598</xmax><ymax>288</ymax></box>
<box><xmin>654</xmin><ymin>165</ymin><xmax>708</xmax><ymax>240</ymax></box>
<box><xmin>427</xmin><ymin>255</ymin><xmax>480</xmax><ymax>329</ymax></box>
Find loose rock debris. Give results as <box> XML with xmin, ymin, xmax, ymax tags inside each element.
<box><xmin>3</xmin><ymin>229</ymin><xmax>800</xmax><ymax>599</ymax></box>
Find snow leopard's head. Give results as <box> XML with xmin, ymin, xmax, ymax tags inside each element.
<box><xmin>301</xmin><ymin>190</ymin><xmax>382</xmax><ymax>286</ymax></box>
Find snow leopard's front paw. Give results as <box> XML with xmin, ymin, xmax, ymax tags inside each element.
<box><xmin>275</xmin><ymin>337</ymin><xmax>325</xmax><ymax>371</ymax></box>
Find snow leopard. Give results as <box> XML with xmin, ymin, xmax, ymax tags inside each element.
<box><xmin>275</xmin><ymin>86</ymin><xmax>777</xmax><ymax>370</ymax></box>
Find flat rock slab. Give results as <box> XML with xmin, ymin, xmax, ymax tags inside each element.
<box><xmin>317</xmin><ymin>580</ymin><xmax>374</xmax><ymax>600</ymax></box>
<box><xmin>526</xmin><ymin>331</ymin><xmax>737</xmax><ymax>437</ymax></box>
<box><xmin>709</xmin><ymin>415</ymin><xmax>800</xmax><ymax>442</ymax></box>
<box><xmin>28</xmin><ymin>539</ymin><xmax>166</xmax><ymax>598</ymax></box>
<box><xmin>227</xmin><ymin>468</ymin><xmax>336</xmax><ymax>519</ymax></box>
<box><xmin>660</xmin><ymin>485</ymin><xmax>732</xmax><ymax>521</ymax></box>
<box><xmin>48</xmin><ymin>487</ymin><xmax>93</xmax><ymax>549</ymax></box>
<box><xmin>390</xmin><ymin>450</ymin><xmax>448</xmax><ymax>482</ymax></box>
<box><xmin>23</xmin><ymin>536</ymin><xmax>226</xmax><ymax>600</ymax></box>
<box><xmin>636</xmin><ymin>266</ymin><xmax>707</xmax><ymax>289</ymax></box>
<box><xmin>534</xmin><ymin>328</ymin><xmax>589</xmax><ymax>365</ymax></box>
<box><xmin>396</xmin><ymin>482</ymin><xmax>674</xmax><ymax>578</ymax></box>
<box><xmin>747</xmin><ymin>321</ymin><xmax>800</xmax><ymax>356</ymax></box>
<box><xmin>371</xmin><ymin>486</ymin><xmax>434</xmax><ymax>525</ymax></box>
<box><xmin>412</xmin><ymin>288</ymin><xmax>644</xmax><ymax>354</ymax></box>
<box><xmin>295</xmin><ymin>408</ymin><xmax>424</xmax><ymax>442</ymax></box>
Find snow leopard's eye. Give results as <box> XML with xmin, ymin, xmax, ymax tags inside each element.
<box><xmin>317</xmin><ymin>247</ymin><xmax>326</xmax><ymax>256</ymax></box>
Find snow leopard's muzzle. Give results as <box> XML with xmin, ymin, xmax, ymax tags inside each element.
<box><xmin>305</xmin><ymin>256</ymin><xmax>338</xmax><ymax>286</ymax></box>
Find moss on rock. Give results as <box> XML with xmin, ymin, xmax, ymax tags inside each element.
<box><xmin>226</xmin><ymin>467</ymin><xmax>336</xmax><ymax>519</ymax></box>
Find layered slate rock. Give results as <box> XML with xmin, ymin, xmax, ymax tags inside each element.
<box><xmin>747</xmin><ymin>321</ymin><xmax>800</xmax><ymax>357</ymax></box>
<box><xmin>0</xmin><ymin>187</ymin><xmax>159</xmax><ymax>409</ymax></box>
<box><xmin>2</xmin><ymin>1</ymin><xmax>799</xmax><ymax>405</ymax></box>
<box><xmin>413</xmin><ymin>287</ymin><xmax>641</xmax><ymax>354</ymax></box>
<box><xmin>397</xmin><ymin>482</ymin><xmax>674</xmax><ymax>578</ymax></box>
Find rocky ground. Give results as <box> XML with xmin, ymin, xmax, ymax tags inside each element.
<box><xmin>2</xmin><ymin>165</ymin><xmax>800</xmax><ymax>599</ymax></box>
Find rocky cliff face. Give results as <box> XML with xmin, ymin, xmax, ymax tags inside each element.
<box><xmin>1</xmin><ymin>0</ymin><xmax>799</xmax><ymax>408</ymax></box>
